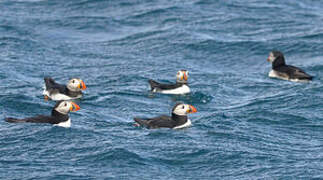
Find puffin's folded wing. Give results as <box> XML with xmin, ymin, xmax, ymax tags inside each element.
<box><xmin>290</xmin><ymin>66</ymin><xmax>313</xmax><ymax>80</ymax></box>
<box><xmin>277</xmin><ymin>66</ymin><xmax>313</xmax><ymax>80</ymax></box>
<box><xmin>5</xmin><ymin>115</ymin><xmax>61</xmax><ymax>124</ymax></box>
<box><xmin>148</xmin><ymin>79</ymin><xmax>182</xmax><ymax>90</ymax></box>
<box><xmin>135</xmin><ymin>115</ymin><xmax>175</xmax><ymax>129</ymax></box>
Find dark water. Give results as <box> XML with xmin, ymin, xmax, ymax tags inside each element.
<box><xmin>1</xmin><ymin>0</ymin><xmax>323</xmax><ymax>179</ymax></box>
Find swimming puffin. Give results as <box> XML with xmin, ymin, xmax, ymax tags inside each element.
<box><xmin>148</xmin><ymin>70</ymin><xmax>190</xmax><ymax>94</ymax></box>
<box><xmin>267</xmin><ymin>51</ymin><xmax>313</xmax><ymax>82</ymax></box>
<box><xmin>5</xmin><ymin>101</ymin><xmax>80</xmax><ymax>128</ymax></box>
<box><xmin>134</xmin><ymin>103</ymin><xmax>197</xmax><ymax>129</ymax></box>
<box><xmin>43</xmin><ymin>77</ymin><xmax>87</xmax><ymax>101</ymax></box>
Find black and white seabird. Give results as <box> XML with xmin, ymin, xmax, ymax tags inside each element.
<box><xmin>134</xmin><ymin>103</ymin><xmax>197</xmax><ymax>129</ymax></box>
<box><xmin>5</xmin><ymin>101</ymin><xmax>80</xmax><ymax>128</ymax></box>
<box><xmin>43</xmin><ymin>77</ymin><xmax>87</xmax><ymax>101</ymax></box>
<box><xmin>267</xmin><ymin>51</ymin><xmax>313</xmax><ymax>82</ymax></box>
<box><xmin>148</xmin><ymin>70</ymin><xmax>190</xmax><ymax>94</ymax></box>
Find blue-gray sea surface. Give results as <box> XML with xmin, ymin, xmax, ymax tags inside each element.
<box><xmin>0</xmin><ymin>0</ymin><xmax>323</xmax><ymax>179</ymax></box>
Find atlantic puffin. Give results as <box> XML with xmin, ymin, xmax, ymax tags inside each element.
<box><xmin>134</xmin><ymin>103</ymin><xmax>197</xmax><ymax>129</ymax></box>
<box><xmin>43</xmin><ymin>77</ymin><xmax>87</xmax><ymax>101</ymax></box>
<box><xmin>5</xmin><ymin>101</ymin><xmax>80</xmax><ymax>128</ymax></box>
<box><xmin>148</xmin><ymin>70</ymin><xmax>190</xmax><ymax>94</ymax></box>
<box><xmin>267</xmin><ymin>51</ymin><xmax>313</xmax><ymax>82</ymax></box>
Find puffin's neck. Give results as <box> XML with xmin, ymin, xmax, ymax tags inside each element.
<box><xmin>65</xmin><ymin>87</ymin><xmax>82</xmax><ymax>97</ymax></box>
<box><xmin>272</xmin><ymin>56</ymin><xmax>286</xmax><ymax>69</ymax></box>
<box><xmin>176</xmin><ymin>81</ymin><xmax>188</xmax><ymax>85</ymax></box>
<box><xmin>171</xmin><ymin>113</ymin><xmax>188</xmax><ymax>125</ymax></box>
<box><xmin>51</xmin><ymin>110</ymin><xmax>69</xmax><ymax>121</ymax></box>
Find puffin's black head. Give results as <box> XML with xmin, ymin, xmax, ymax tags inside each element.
<box><xmin>171</xmin><ymin>103</ymin><xmax>197</xmax><ymax>116</ymax></box>
<box><xmin>267</xmin><ymin>50</ymin><xmax>286</xmax><ymax>68</ymax></box>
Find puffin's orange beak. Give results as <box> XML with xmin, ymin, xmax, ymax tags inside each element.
<box><xmin>183</xmin><ymin>73</ymin><xmax>188</xmax><ymax>81</ymax></box>
<box><xmin>78</xmin><ymin>80</ymin><xmax>87</xmax><ymax>90</ymax></box>
<box><xmin>187</xmin><ymin>105</ymin><xmax>197</xmax><ymax>114</ymax></box>
<box><xmin>70</xmin><ymin>102</ymin><xmax>80</xmax><ymax>112</ymax></box>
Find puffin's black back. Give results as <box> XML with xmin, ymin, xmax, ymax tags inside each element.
<box><xmin>148</xmin><ymin>79</ymin><xmax>185</xmax><ymax>91</ymax></box>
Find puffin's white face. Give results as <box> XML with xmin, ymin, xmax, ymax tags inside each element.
<box><xmin>172</xmin><ymin>103</ymin><xmax>197</xmax><ymax>116</ymax></box>
<box><xmin>67</xmin><ymin>78</ymin><xmax>87</xmax><ymax>91</ymax></box>
<box><xmin>176</xmin><ymin>70</ymin><xmax>189</xmax><ymax>82</ymax></box>
<box><xmin>267</xmin><ymin>52</ymin><xmax>276</xmax><ymax>63</ymax></box>
<box><xmin>55</xmin><ymin>101</ymin><xmax>80</xmax><ymax>114</ymax></box>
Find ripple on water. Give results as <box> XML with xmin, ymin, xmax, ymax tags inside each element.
<box><xmin>0</xmin><ymin>0</ymin><xmax>323</xmax><ymax>179</ymax></box>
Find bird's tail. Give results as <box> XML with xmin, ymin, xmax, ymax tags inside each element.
<box><xmin>5</xmin><ymin>118</ymin><xmax>27</xmax><ymax>123</ymax></box>
<box><xmin>134</xmin><ymin>118</ymin><xmax>149</xmax><ymax>127</ymax></box>
<box><xmin>307</xmin><ymin>76</ymin><xmax>313</xmax><ymax>81</ymax></box>
<box><xmin>44</xmin><ymin>77</ymin><xmax>56</xmax><ymax>89</ymax></box>
<box><xmin>299</xmin><ymin>75</ymin><xmax>313</xmax><ymax>81</ymax></box>
<box><xmin>148</xmin><ymin>79</ymin><xmax>159</xmax><ymax>91</ymax></box>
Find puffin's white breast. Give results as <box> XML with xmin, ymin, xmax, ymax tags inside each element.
<box><xmin>268</xmin><ymin>70</ymin><xmax>289</xmax><ymax>81</ymax></box>
<box><xmin>55</xmin><ymin>118</ymin><xmax>71</xmax><ymax>128</ymax></box>
<box><xmin>173</xmin><ymin>119</ymin><xmax>192</xmax><ymax>129</ymax></box>
<box><xmin>43</xmin><ymin>90</ymin><xmax>81</xmax><ymax>101</ymax></box>
<box><xmin>160</xmin><ymin>85</ymin><xmax>190</xmax><ymax>94</ymax></box>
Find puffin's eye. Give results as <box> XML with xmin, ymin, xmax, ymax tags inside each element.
<box><xmin>72</xmin><ymin>80</ymin><xmax>75</xmax><ymax>83</ymax></box>
<box><xmin>64</xmin><ymin>103</ymin><xmax>67</xmax><ymax>107</ymax></box>
<box><xmin>182</xmin><ymin>105</ymin><xmax>185</xmax><ymax>109</ymax></box>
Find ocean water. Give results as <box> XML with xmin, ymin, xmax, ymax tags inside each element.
<box><xmin>0</xmin><ymin>0</ymin><xmax>323</xmax><ymax>179</ymax></box>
